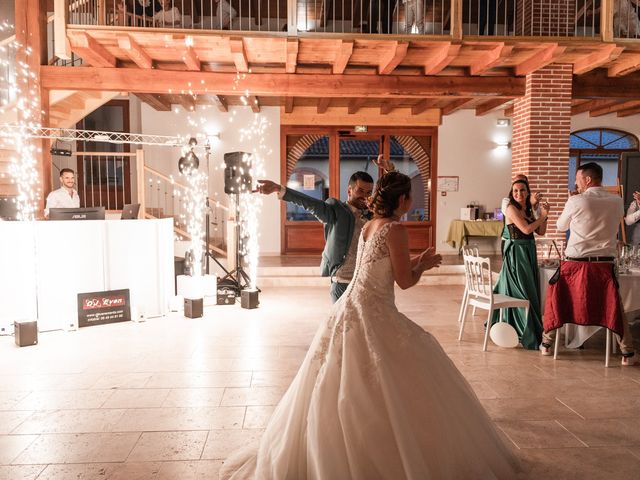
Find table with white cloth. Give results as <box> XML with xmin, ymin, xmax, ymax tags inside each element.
<box><xmin>539</xmin><ymin>265</ymin><xmax>640</xmax><ymax>348</ymax></box>
<box><xmin>0</xmin><ymin>218</ymin><xmax>174</xmax><ymax>332</ymax></box>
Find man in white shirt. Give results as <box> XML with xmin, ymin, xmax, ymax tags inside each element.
<box><xmin>45</xmin><ymin>168</ymin><xmax>80</xmax><ymax>218</ymax></box>
<box><xmin>625</xmin><ymin>190</ymin><xmax>640</xmax><ymax>245</ymax></box>
<box><xmin>153</xmin><ymin>0</ymin><xmax>181</xmax><ymax>26</ymax></box>
<box><xmin>541</xmin><ymin>162</ymin><xmax>635</xmax><ymax>365</ymax></box>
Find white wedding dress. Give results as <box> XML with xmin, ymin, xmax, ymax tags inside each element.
<box><xmin>220</xmin><ymin>222</ymin><xmax>519</xmax><ymax>480</ymax></box>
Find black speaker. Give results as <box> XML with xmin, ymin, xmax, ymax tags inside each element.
<box><xmin>224</xmin><ymin>152</ymin><xmax>253</xmax><ymax>194</ymax></box>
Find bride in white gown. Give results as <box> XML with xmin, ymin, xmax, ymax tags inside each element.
<box><xmin>220</xmin><ymin>172</ymin><xmax>520</xmax><ymax>480</ymax></box>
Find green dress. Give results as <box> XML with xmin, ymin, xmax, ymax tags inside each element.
<box><xmin>491</xmin><ymin>222</ymin><xmax>543</xmax><ymax>350</ymax></box>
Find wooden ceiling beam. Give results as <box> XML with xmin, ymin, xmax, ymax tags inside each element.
<box><xmin>68</xmin><ymin>32</ymin><xmax>116</xmax><ymax>68</ymax></box>
<box><xmin>424</xmin><ymin>43</ymin><xmax>460</xmax><ymax>75</ymax></box>
<box><xmin>590</xmin><ymin>100</ymin><xmax>640</xmax><ymax>116</ymax></box>
<box><xmin>41</xmin><ymin>67</ymin><xmax>527</xmax><ymax>98</ymax></box>
<box><xmin>608</xmin><ymin>53</ymin><xmax>640</xmax><ymax>77</ymax></box>
<box><xmin>617</xmin><ymin>106</ymin><xmax>640</xmax><ymax>117</ymax></box>
<box><xmin>209</xmin><ymin>95</ymin><xmax>229</xmax><ymax>112</ymax></box>
<box><xmin>379</xmin><ymin>41</ymin><xmax>409</xmax><ymax>75</ymax></box>
<box><xmin>317</xmin><ymin>97</ymin><xmax>330</xmax><ymax>114</ymax></box>
<box><xmin>441</xmin><ymin>98</ymin><xmax>474</xmax><ymax>115</ymax></box>
<box><xmin>574</xmin><ymin>71</ymin><xmax>640</xmax><ymax>99</ymax></box>
<box><xmin>475</xmin><ymin>98</ymin><xmax>511</xmax><ymax>116</ymax></box>
<box><xmin>117</xmin><ymin>35</ymin><xmax>153</xmax><ymax>69</ymax></box>
<box><xmin>333</xmin><ymin>40</ymin><xmax>354</xmax><ymax>74</ymax></box>
<box><xmin>285</xmin><ymin>96</ymin><xmax>294</xmax><ymax>113</ymax></box>
<box><xmin>573</xmin><ymin>44</ymin><xmax>623</xmax><ymax>75</ymax></box>
<box><xmin>469</xmin><ymin>44</ymin><xmax>512</xmax><ymax>76</ymax></box>
<box><xmin>230</xmin><ymin>38</ymin><xmax>249</xmax><ymax>73</ymax></box>
<box><xmin>135</xmin><ymin>93</ymin><xmax>171</xmax><ymax>111</ymax></box>
<box><xmin>286</xmin><ymin>38</ymin><xmax>298</xmax><ymax>74</ymax></box>
<box><xmin>178</xmin><ymin>95</ymin><xmax>196</xmax><ymax>112</ymax></box>
<box><xmin>571</xmin><ymin>99</ymin><xmax>617</xmax><ymax>115</ymax></box>
<box><xmin>380</xmin><ymin>101</ymin><xmax>395</xmax><ymax>115</ymax></box>
<box><xmin>183</xmin><ymin>46</ymin><xmax>201</xmax><ymax>71</ymax></box>
<box><xmin>411</xmin><ymin>99</ymin><xmax>437</xmax><ymax>115</ymax></box>
<box><xmin>348</xmin><ymin>98</ymin><xmax>366</xmax><ymax>114</ymax></box>
<box><xmin>247</xmin><ymin>95</ymin><xmax>260</xmax><ymax>113</ymax></box>
<box><xmin>514</xmin><ymin>44</ymin><xmax>566</xmax><ymax>76</ymax></box>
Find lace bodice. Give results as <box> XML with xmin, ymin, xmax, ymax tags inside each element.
<box><xmin>343</xmin><ymin>221</ymin><xmax>397</xmax><ymax>306</ymax></box>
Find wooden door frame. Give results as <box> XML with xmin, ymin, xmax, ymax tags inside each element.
<box><xmin>280</xmin><ymin>125</ymin><xmax>438</xmax><ymax>254</ymax></box>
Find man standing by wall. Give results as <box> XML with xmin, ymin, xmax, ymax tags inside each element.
<box><xmin>541</xmin><ymin>162</ymin><xmax>635</xmax><ymax>365</ymax></box>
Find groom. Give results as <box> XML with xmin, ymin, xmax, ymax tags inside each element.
<box><xmin>257</xmin><ymin>157</ymin><xmax>392</xmax><ymax>302</ymax></box>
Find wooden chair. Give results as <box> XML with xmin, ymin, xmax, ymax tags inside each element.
<box><xmin>458</xmin><ymin>254</ymin><xmax>529</xmax><ymax>351</ymax></box>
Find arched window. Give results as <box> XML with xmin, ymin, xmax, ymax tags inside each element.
<box><xmin>569</xmin><ymin>128</ymin><xmax>639</xmax><ymax>188</ymax></box>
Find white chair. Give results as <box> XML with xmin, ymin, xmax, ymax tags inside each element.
<box><xmin>553</xmin><ymin>324</ymin><xmax>616</xmax><ymax>367</ymax></box>
<box><xmin>458</xmin><ymin>254</ymin><xmax>530</xmax><ymax>351</ymax></box>
<box><xmin>457</xmin><ymin>246</ymin><xmax>479</xmax><ymax>323</ymax></box>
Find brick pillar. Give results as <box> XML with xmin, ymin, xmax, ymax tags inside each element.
<box><xmin>515</xmin><ymin>0</ymin><xmax>576</xmax><ymax>36</ymax></box>
<box><xmin>511</xmin><ymin>63</ymin><xmax>573</xmax><ymax>244</ymax></box>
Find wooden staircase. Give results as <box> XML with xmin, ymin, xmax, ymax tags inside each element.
<box><xmin>49</xmin><ymin>90</ymin><xmax>122</xmax><ymax>128</ymax></box>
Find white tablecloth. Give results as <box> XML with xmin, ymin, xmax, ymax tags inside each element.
<box><xmin>0</xmin><ymin>219</ymin><xmax>174</xmax><ymax>332</ymax></box>
<box><xmin>539</xmin><ymin>265</ymin><xmax>640</xmax><ymax>347</ymax></box>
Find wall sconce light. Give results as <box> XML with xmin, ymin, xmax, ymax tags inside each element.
<box><xmin>496</xmin><ymin>118</ymin><xmax>510</xmax><ymax>127</ymax></box>
<box><xmin>496</xmin><ymin>141</ymin><xmax>512</xmax><ymax>149</ymax></box>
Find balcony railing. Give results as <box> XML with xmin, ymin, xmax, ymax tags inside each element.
<box><xmin>57</xmin><ymin>0</ymin><xmax>640</xmax><ymax>40</ymax></box>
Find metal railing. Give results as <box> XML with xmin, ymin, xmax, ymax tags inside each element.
<box><xmin>462</xmin><ymin>0</ymin><xmax>601</xmax><ymax>37</ymax></box>
<box><xmin>143</xmin><ymin>163</ymin><xmax>228</xmax><ymax>255</ymax></box>
<box><xmin>59</xmin><ymin>0</ymin><xmax>633</xmax><ymax>38</ymax></box>
<box><xmin>613</xmin><ymin>0</ymin><xmax>640</xmax><ymax>39</ymax></box>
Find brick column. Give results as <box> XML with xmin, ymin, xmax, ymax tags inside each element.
<box><xmin>511</xmin><ymin>63</ymin><xmax>573</xmax><ymax>243</ymax></box>
<box><xmin>515</xmin><ymin>0</ymin><xmax>576</xmax><ymax>37</ymax></box>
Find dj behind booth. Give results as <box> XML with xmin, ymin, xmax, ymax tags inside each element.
<box><xmin>0</xmin><ymin>194</ymin><xmax>173</xmax><ymax>335</ymax></box>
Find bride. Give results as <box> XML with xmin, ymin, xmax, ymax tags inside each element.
<box><xmin>220</xmin><ymin>172</ymin><xmax>519</xmax><ymax>479</ymax></box>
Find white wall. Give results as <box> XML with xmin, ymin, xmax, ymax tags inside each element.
<box><xmin>436</xmin><ymin>110</ymin><xmax>513</xmax><ymax>254</ymax></box>
<box><xmin>571</xmin><ymin>112</ymin><xmax>640</xmax><ymax>141</ymax></box>
<box><xmin>139</xmin><ymin>103</ymin><xmax>281</xmax><ymax>254</ymax></box>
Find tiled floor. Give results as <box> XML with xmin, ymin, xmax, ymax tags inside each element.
<box><xmin>1</xmin><ymin>285</ymin><xmax>640</xmax><ymax>479</ymax></box>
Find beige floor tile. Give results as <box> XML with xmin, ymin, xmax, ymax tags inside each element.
<box><xmin>243</xmin><ymin>406</ymin><xmax>275</xmax><ymax>429</ymax></box>
<box><xmin>0</xmin><ymin>411</ymin><xmax>34</xmax><ymax>435</ymax></box>
<box><xmin>90</xmin><ymin>373</ymin><xmax>153</xmax><ymax>390</ymax></box>
<box><xmin>480</xmin><ymin>397</ymin><xmax>581</xmax><ymax>421</ymax></box>
<box><xmin>12</xmin><ymin>432</ymin><xmax>140</xmax><ymax>464</ymax></box>
<box><xmin>127</xmin><ymin>431</ymin><xmax>208</xmax><ymax>462</ymax></box>
<box><xmin>0</xmin><ymin>435</ymin><xmax>38</xmax><ymax>464</ymax></box>
<box><xmin>163</xmin><ymin>388</ymin><xmax>225</xmax><ymax>408</ymax></box>
<box><xmin>101</xmin><ymin>389</ymin><xmax>170</xmax><ymax>408</ymax></box>
<box><xmin>145</xmin><ymin>372</ymin><xmax>252</xmax><ymax>389</ymax></box>
<box><xmin>0</xmin><ymin>391</ymin><xmax>30</xmax><ymax>410</ymax></box>
<box><xmin>497</xmin><ymin>420</ymin><xmax>584</xmax><ymax>449</ymax></box>
<box><xmin>201</xmin><ymin>429</ymin><xmax>263</xmax><ymax>460</ymax></box>
<box><xmin>556</xmin><ymin>395</ymin><xmax>640</xmax><ymax>419</ymax></box>
<box><xmin>220</xmin><ymin>387</ymin><xmax>286</xmax><ymax>407</ymax></box>
<box><xmin>13</xmin><ymin>409</ymin><xmax>126</xmax><ymax>434</ymax></box>
<box><xmin>114</xmin><ymin>407</ymin><xmax>245</xmax><ymax>432</ymax></box>
<box><xmin>250</xmin><ymin>371</ymin><xmax>296</xmax><ymax>388</ymax></box>
<box><xmin>558</xmin><ymin>418</ymin><xmax>640</xmax><ymax>447</ymax></box>
<box><xmin>467</xmin><ymin>381</ymin><xmax>499</xmax><ymax>400</ymax></box>
<box><xmin>15</xmin><ymin>389</ymin><xmax>115</xmax><ymax>410</ymax></box>
<box><xmin>0</xmin><ymin>464</ymin><xmax>45</xmax><ymax>480</ymax></box>
<box><xmin>156</xmin><ymin>460</ymin><xmax>223</xmax><ymax>479</ymax></box>
<box><xmin>518</xmin><ymin>446</ymin><xmax>640</xmax><ymax>480</ymax></box>
<box><xmin>36</xmin><ymin>462</ymin><xmax>163</xmax><ymax>480</ymax></box>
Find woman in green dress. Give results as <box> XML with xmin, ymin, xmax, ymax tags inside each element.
<box><xmin>492</xmin><ymin>179</ymin><xmax>550</xmax><ymax>349</ymax></box>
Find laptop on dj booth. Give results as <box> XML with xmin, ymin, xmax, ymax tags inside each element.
<box><xmin>120</xmin><ymin>203</ymin><xmax>141</xmax><ymax>220</ymax></box>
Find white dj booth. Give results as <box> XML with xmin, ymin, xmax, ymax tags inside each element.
<box><xmin>0</xmin><ymin>218</ymin><xmax>174</xmax><ymax>332</ymax></box>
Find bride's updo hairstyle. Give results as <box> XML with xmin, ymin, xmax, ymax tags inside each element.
<box><xmin>368</xmin><ymin>171</ymin><xmax>411</xmax><ymax>218</ymax></box>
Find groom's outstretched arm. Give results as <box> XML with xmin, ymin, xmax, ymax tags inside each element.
<box><xmin>256</xmin><ymin>179</ymin><xmax>336</xmax><ymax>224</ymax></box>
